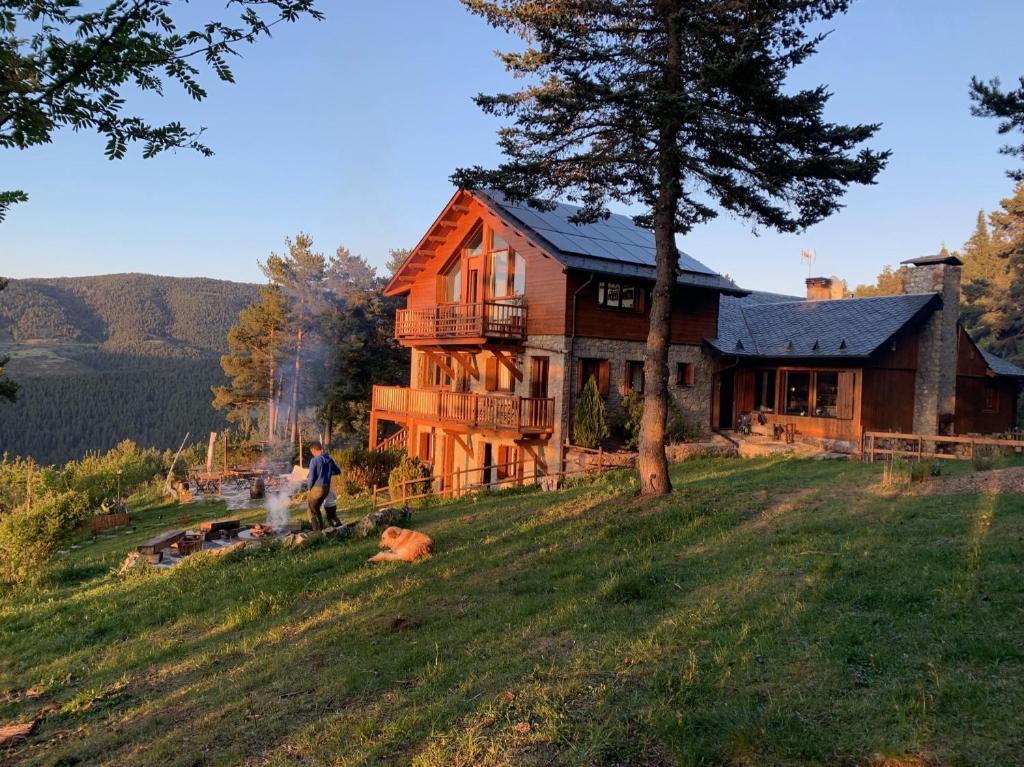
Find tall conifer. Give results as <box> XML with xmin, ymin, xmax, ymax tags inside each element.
<box><xmin>456</xmin><ymin>0</ymin><xmax>889</xmax><ymax>494</ymax></box>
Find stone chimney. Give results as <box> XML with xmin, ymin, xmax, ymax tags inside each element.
<box><xmin>805</xmin><ymin>276</ymin><xmax>845</xmax><ymax>301</ymax></box>
<box><xmin>901</xmin><ymin>254</ymin><xmax>963</xmax><ymax>435</ymax></box>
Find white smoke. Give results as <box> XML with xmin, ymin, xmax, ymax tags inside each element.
<box><xmin>265</xmin><ymin>473</ymin><xmax>303</xmax><ymax>529</ymax></box>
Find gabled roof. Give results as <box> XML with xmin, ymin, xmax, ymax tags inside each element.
<box><xmin>478</xmin><ymin>190</ymin><xmax>744</xmax><ymax>294</ymax></box>
<box><xmin>385</xmin><ymin>188</ymin><xmax>745</xmax><ymax>297</ymax></box>
<box><xmin>980</xmin><ymin>348</ymin><xmax>1024</xmax><ymax>378</ymax></box>
<box><xmin>709</xmin><ymin>292</ymin><xmax>940</xmax><ymax>358</ymax></box>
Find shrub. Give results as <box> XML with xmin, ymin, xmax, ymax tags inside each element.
<box><xmin>59</xmin><ymin>440</ymin><xmax>166</xmax><ymax>508</ymax></box>
<box><xmin>335</xmin><ymin>447</ymin><xmax>402</xmax><ymax>492</ymax></box>
<box><xmin>909</xmin><ymin>462</ymin><xmax>929</xmax><ymax>483</ymax></box>
<box><xmin>573</xmin><ymin>376</ymin><xmax>609</xmax><ymax>449</ymax></box>
<box><xmin>388</xmin><ymin>455</ymin><xmax>431</xmax><ymax>501</ymax></box>
<box><xmin>973</xmin><ymin>447</ymin><xmax>996</xmax><ymax>472</ymax></box>
<box><xmin>0</xmin><ymin>490</ymin><xmax>90</xmax><ymax>586</ymax></box>
<box><xmin>612</xmin><ymin>390</ymin><xmax>644</xmax><ymax>450</ymax></box>
<box><xmin>666</xmin><ymin>397</ymin><xmax>704</xmax><ymax>443</ymax></box>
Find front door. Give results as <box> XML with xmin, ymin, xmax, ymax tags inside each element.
<box><xmin>481</xmin><ymin>442</ymin><xmax>494</xmax><ymax>487</ymax></box>
<box><xmin>718</xmin><ymin>370</ymin><xmax>735</xmax><ymax>430</ymax></box>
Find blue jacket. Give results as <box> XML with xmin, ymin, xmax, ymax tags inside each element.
<box><xmin>307</xmin><ymin>452</ymin><xmax>340</xmax><ymax>489</ymax></box>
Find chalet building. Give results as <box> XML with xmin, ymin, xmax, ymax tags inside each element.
<box><xmin>372</xmin><ymin>188</ymin><xmax>742</xmax><ymax>490</ymax></box>
<box><xmin>707</xmin><ymin>254</ymin><xmax>1024</xmax><ymax>450</ymax></box>
<box><xmin>372</xmin><ymin>190</ymin><xmax>1024</xmax><ymax>485</ymax></box>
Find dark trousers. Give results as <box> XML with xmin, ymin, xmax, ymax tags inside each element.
<box><xmin>324</xmin><ymin>503</ymin><xmax>341</xmax><ymax>528</ymax></box>
<box><xmin>307</xmin><ymin>485</ymin><xmax>329</xmax><ymax>531</ymax></box>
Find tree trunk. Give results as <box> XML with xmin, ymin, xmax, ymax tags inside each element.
<box><xmin>289</xmin><ymin>328</ymin><xmax>303</xmax><ymax>449</ymax></box>
<box><xmin>267</xmin><ymin>328</ymin><xmax>277</xmax><ymax>444</ymax></box>
<box><xmin>638</xmin><ymin>0</ymin><xmax>683</xmax><ymax>497</ymax></box>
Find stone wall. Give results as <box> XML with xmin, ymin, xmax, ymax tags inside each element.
<box><xmin>570</xmin><ymin>337</ymin><xmax>713</xmax><ymax>438</ymax></box>
<box><xmin>906</xmin><ymin>262</ymin><xmax>961</xmax><ymax>435</ymax></box>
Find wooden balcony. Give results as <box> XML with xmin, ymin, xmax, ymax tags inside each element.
<box><xmin>394</xmin><ymin>300</ymin><xmax>526</xmax><ymax>345</ymax></box>
<box><xmin>372</xmin><ymin>385</ymin><xmax>554</xmax><ymax>436</ymax></box>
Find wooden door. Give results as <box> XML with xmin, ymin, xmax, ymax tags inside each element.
<box><xmin>530</xmin><ymin>356</ymin><xmax>549</xmax><ymax>398</ymax></box>
<box><xmin>735</xmin><ymin>369</ymin><xmax>755</xmax><ymax>420</ymax></box>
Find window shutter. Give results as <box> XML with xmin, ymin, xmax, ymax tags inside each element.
<box><xmin>598</xmin><ymin>360</ymin><xmax>610</xmax><ymax>396</ymax></box>
<box><xmin>485</xmin><ymin>357</ymin><xmax>498</xmax><ymax>392</ymax></box>
<box><xmin>837</xmin><ymin>370</ymin><xmax>855</xmax><ymax>420</ymax></box>
<box><xmin>685</xmin><ymin>363</ymin><xmax>695</xmax><ymax>387</ymax></box>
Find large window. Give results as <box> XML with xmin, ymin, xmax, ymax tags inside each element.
<box><xmin>783</xmin><ymin>371</ymin><xmax>811</xmax><ymax>416</ymax></box>
<box><xmin>441</xmin><ymin>258</ymin><xmax>461</xmax><ymax>303</ymax></box>
<box><xmin>780</xmin><ymin>369</ymin><xmax>851</xmax><ymax>419</ymax></box>
<box><xmin>597</xmin><ymin>280</ymin><xmax>642</xmax><ymax>311</ymax></box>
<box><xmin>488</xmin><ymin>231</ymin><xmax>524</xmax><ymax>298</ymax></box>
<box><xmin>754</xmin><ymin>370</ymin><xmax>776</xmax><ymax>412</ymax></box>
<box><xmin>814</xmin><ymin>372</ymin><xmax>839</xmax><ymax>418</ymax></box>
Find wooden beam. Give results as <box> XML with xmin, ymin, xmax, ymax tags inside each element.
<box><xmin>449</xmin><ymin>350</ymin><xmax>480</xmax><ymax>380</ymax></box>
<box><xmin>437</xmin><ymin>220</ymin><xmax>458</xmax><ymax>229</ymax></box>
<box><xmin>423</xmin><ymin>350</ymin><xmax>458</xmax><ymax>382</ymax></box>
<box><xmin>427</xmin><ymin>235</ymin><xmax>447</xmax><ymax>244</ymax></box>
<box><xmin>493</xmin><ymin>350</ymin><xmax>523</xmax><ymax>382</ymax></box>
<box><xmin>446</xmin><ymin>430</ymin><xmax>474</xmax><ymax>459</ymax></box>
<box><xmin>452</xmin><ymin>204</ymin><xmax>470</xmax><ymax>213</ymax></box>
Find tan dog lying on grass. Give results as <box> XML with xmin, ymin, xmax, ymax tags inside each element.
<box><xmin>368</xmin><ymin>526</ymin><xmax>433</xmax><ymax>563</ymax></box>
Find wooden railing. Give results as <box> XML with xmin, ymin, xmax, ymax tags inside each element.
<box><xmin>862</xmin><ymin>431</ymin><xmax>1024</xmax><ymax>462</ymax></box>
<box><xmin>375</xmin><ymin>427</ymin><xmax>407</xmax><ymax>453</ymax></box>
<box><xmin>372</xmin><ymin>385</ymin><xmax>554</xmax><ymax>433</ymax></box>
<box><xmin>394</xmin><ymin>299</ymin><xmax>526</xmax><ymax>341</ymax></box>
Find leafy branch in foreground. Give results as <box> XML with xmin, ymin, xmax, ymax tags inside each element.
<box><xmin>0</xmin><ymin>0</ymin><xmax>324</xmax><ymax>220</ymax></box>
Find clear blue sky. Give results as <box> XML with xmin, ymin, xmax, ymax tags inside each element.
<box><xmin>2</xmin><ymin>0</ymin><xmax>1023</xmax><ymax>295</ymax></box>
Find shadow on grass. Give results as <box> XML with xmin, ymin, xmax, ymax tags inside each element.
<box><xmin>3</xmin><ymin>458</ymin><xmax>1022</xmax><ymax>766</ymax></box>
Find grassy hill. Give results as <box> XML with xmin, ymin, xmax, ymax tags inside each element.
<box><xmin>2</xmin><ymin>457</ymin><xmax>1021</xmax><ymax>766</ymax></box>
<box><xmin>0</xmin><ymin>274</ymin><xmax>259</xmax><ymax>464</ymax></box>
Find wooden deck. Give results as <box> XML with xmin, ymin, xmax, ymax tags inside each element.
<box><xmin>394</xmin><ymin>300</ymin><xmax>526</xmax><ymax>344</ymax></box>
<box><xmin>371</xmin><ymin>385</ymin><xmax>554</xmax><ymax>436</ymax></box>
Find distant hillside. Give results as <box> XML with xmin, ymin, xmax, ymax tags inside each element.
<box><xmin>0</xmin><ymin>274</ymin><xmax>260</xmax><ymax>464</ymax></box>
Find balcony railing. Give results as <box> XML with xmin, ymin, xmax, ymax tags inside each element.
<box><xmin>394</xmin><ymin>300</ymin><xmax>526</xmax><ymax>342</ymax></box>
<box><xmin>372</xmin><ymin>385</ymin><xmax>554</xmax><ymax>434</ymax></box>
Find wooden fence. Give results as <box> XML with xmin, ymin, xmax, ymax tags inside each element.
<box><xmin>370</xmin><ymin>447</ymin><xmax>636</xmax><ymax>509</ymax></box>
<box><xmin>862</xmin><ymin>430</ymin><xmax>1024</xmax><ymax>462</ymax></box>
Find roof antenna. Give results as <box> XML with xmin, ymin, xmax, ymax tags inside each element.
<box><xmin>800</xmin><ymin>248</ymin><xmax>817</xmax><ymax>278</ymax></box>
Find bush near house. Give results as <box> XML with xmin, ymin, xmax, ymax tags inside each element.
<box><xmin>613</xmin><ymin>390</ymin><xmax>705</xmax><ymax>449</ymax></box>
<box><xmin>387</xmin><ymin>454</ymin><xmax>431</xmax><ymax>500</ymax></box>
<box><xmin>335</xmin><ymin>447</ymin><xmax>402</xmax><ymax>493</ymax></box>
<box><xmin>573</xmin><ymin>375</ymin><xmax>609</xmax><ymax>449</ymax></box>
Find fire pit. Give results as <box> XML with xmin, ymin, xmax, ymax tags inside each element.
<box><xmin>199</xmin><ymin>519</ymin><xmax>241</xmax><ymax>541</ymax></box>
<box><xmin>248</xmin><ymin>523</ymin><xmax>276</xmax><ymax>539</ymax></box>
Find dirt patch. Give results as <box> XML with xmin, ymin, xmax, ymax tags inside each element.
<box><xmin>388</xmin><ymin>616</ymin><xmax>422</xmax><ymax>632</ymax></box>
<box><xmin>912</xmin><ymin>466</ymin><xmax>1024</xmax><ymax>496</ymax></box>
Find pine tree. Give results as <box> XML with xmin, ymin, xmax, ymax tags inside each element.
<box><xmin>987</xmin><ymin>184</ymin><xmax>1024</xmax><ymax>364</ymax></box>
<box><xmin>454</xmin><ymin>0</ymin><xmax>889</xmax><ymax>494</ymax></box>
<box><xmin>573</xmin><ymin>377</ymin><xmax>609</xmax><ymax>450</ymax></box>
<box><xmin>852</xmin><ymin>265</ymin><xmax>908</xmax><ymax>297</ymax></box>
<box><xmin>971</xmin><ymin>75</ymin><xmax>1024</xmax><ymax>181</ymax></box>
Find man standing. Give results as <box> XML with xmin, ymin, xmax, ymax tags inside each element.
<box><xmin>305</xmin><ymin>441</ymin><xmax>340</xmax><ymax>531</ymax></box>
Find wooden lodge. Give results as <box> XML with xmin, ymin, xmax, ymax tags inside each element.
<box><xmin>371</xmin><ymin>190</ymin><xmax>1024</xmax><ymax>486</ymax></box>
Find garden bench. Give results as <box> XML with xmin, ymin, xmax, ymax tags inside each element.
<box><xmin>137</xmin><ymin>530</ymin><xmax>186</xmax><ymax>563</ymax></box>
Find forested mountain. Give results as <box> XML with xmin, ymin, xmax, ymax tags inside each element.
<box><xmin>0</xmin><ymin>274</ymin><xmax>259</xmax><ymax>465</ymax></box>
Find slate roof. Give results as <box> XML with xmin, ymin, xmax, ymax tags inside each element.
<box><xmin>980</xmin><ymin>348</ymin><xmax>1024</xmax><ymax>378</ymax></box>
<box><xmin>709</xmin><ymin>291</ymin><xmax>940</xmax><ymax>358</ymax></box>
<box><xmin>477</xmin><ymin>190</ymin><xmax>744</xmax><ymax>294</ymax></box>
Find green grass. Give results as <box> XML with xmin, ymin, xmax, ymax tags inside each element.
<box><xmin>2</xmin><ymin>457</ymin><xmax>1023</xmax><ymax>766</ymax></box>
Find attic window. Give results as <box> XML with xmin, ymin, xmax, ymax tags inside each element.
<box><xmin>811</xmin><ymin>340</ymin><xmax>820</xmax><ymax>352</ymax></box>
<box><xmin>597</xmin><ymin>280</ymin><xmax>643</xmax><ymax>311</ymax></box>
<box><xmin>735</xmin><ymin>340</ymin><xmax>744</xmax><ymax>351</ymax></box>
<box><xmin>785</xmin><ymin>341</ymin><xmax>794</xmax><ymax>353</ymax></box>
<box><xmin>839</xmin><ymin>339</ymin><xmax>847</xmax><ymax>351</ymax></box>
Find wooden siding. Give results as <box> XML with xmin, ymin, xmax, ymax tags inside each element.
<box><xmin>861</xmin><ymin>368</ymin><xmax>916</xmax><ymax>433</ymax></box>
<box><xmin>401</xmin><ymin>194</ymin><xmax>568</xmax><ymax>336</ymax></box>
<box><xmin>566</xmin><ymin>270</ymin><xmax>719</xmax><ymax>343</ymax></box>
<box><xmin>955</xmin><ymin>328</ymin><xmax>1018</xmax><ymax>433</ymax></box>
